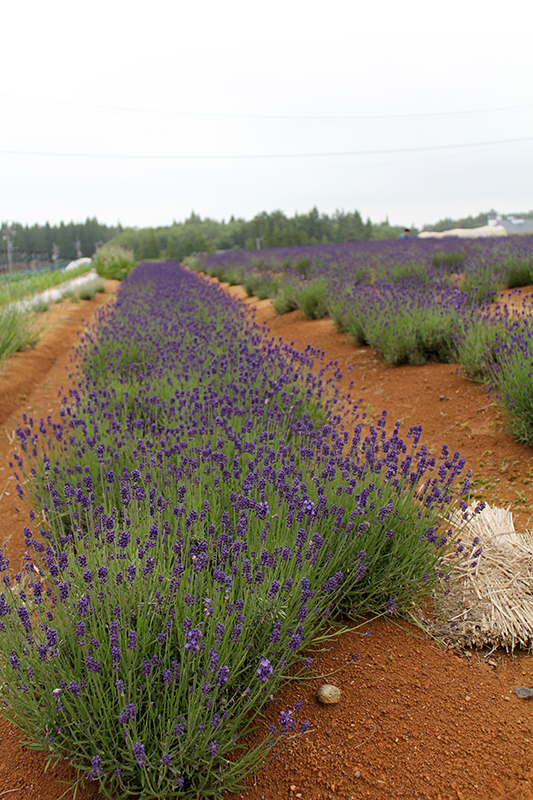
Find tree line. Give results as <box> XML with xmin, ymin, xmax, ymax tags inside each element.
<box><xmin>113</xmin><ymin>208</ymin><xmax>410</xmax><ymax>262</ymax></box>
<box><xmin>1</xmin><ymin>218</ymin><xmax>122</xmax><ymax>267</ymax></box>
<box><xmin>1</xmin><ymin>207</ymin><xmax>411</xmax><ymax>268</ymax></box>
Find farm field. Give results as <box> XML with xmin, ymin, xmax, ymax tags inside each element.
<box><xmin>0</xmin><ymin>265</ymin><xmax>533</xmax><ymax>800</ymax></box>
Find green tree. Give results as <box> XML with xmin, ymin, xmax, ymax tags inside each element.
<box><xmin>136</xmin><ymin>229</ymin><xmax>160</xmax><ymax>260</ymax></box>
<box><xmin>271</xmin><ymin>222</ymin><xmax>282</xmax><ymax>247</ymax></box>
<box><xmin>164</xmin><ymin>237</ymin><xmax>179</xmax><ymax>261</ymax></box>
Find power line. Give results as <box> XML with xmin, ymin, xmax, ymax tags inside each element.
<box><xmin>0</xmin><ymin>136</ymin><xmax>531</xmax><ymax>161</ymax></box>
<box><xmin>0</xmin><ymin>92</ymin><xmax>532</xmax><ymax>123</ymax></box>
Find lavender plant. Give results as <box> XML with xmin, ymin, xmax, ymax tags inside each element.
<box><xmin>0</xmin><ymin>263</ymin><xmax>479</xmax><ymax>798</ymax></box>
<box><xmin>293</xmin><ymin>278</ymin><xmax>328</xmax><ymax>320</ymax></box>
<box><xmin>327</xmin><ymin>279</ymin><xmax>462</xmax><ymax>365</ymax></box>
<box><xmin>488</xmin><ymin>312</ymin><xmax>533</xmax><ymax>444</ymax></box>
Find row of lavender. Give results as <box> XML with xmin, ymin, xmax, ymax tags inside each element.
<box><xmin>194</xmin><ymin>235</ymin><xmax>533</xmax><ymax>300</ymax></box>
<box><xmin>193</xmin><ymin>236</ymin><xmax>533</xmax><ymax>444</ymax></box>
<box><xmin>0</xmin><ymin>263</ymin><xmax>478</xmax><ymax>799</ymax></box>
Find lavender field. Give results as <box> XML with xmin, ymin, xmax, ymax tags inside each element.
<box><xmin>193</xmin><ymin>235</ymin><xmax>533</xmax><ymax>444</ymax></box>
<box><xmin>0</xmin><ymin>263</ymin><xmax>480</xmax><ymax>799</ymax></box>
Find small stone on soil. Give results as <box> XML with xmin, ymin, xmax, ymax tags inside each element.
<box><xmin>317</xmin><ymin>684</ymin><xmax>341</xmax><ymax>704</ymax></box>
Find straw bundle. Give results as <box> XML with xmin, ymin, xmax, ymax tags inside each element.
<box><xmin>429</xmin><ymin>504</ymin><xmax>533</xmax><ymax>651</ymax></box>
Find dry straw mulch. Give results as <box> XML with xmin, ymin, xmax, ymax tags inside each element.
<box><xmin>422</xmin><ymin>504</ymin><xmax>533</xmax><ymax>652</ymax></box>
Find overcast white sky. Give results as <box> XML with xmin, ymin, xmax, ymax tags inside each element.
<box><xmin>1</xmin><ymin>0</ymin><xmax>532</xmax><ymax>230</ymax></box>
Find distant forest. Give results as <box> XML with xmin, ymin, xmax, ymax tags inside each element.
<box><xmin>2</xmin><ymin>207</ymin><xmax>532</xmax><ymax>267</ymax></box>
<box><xmin>0</xmin><ymin>209</ymin><xmax>407</xmax><ymax>267</ymax></box>
<box><xmin>113</xmin><ymin>209</ymin><xmax>409</xmax><ymax>263</ymax></box>
<box><xmin>1</xmin><ymin>218</ymin><xmax>121</xmax><ymax>266</ymax></box>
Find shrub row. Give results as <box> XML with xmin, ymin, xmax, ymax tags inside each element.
<box><xmin>0</xmin><ymin>263</ymin><xmax>479</xmax><ymax>798</ymax></box>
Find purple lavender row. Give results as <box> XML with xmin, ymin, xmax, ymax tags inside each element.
<box><xmin>0</xmin><ymin>262</ymin><xmax>479</xmax><ymax>798</ymax></box>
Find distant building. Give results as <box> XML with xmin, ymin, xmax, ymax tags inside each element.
<box><xmin>488</xmin><ymin>209</ymin><xmax>533</xmax><ymax>235</ymax></box>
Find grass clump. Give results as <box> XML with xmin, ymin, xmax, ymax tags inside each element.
<box><xmin>502</xmin><ymin>256</ymin><xmax>533</xmax><ymax>289</ymax></box>
<box><xmin>294</xmin><ymin>278</ymin><xmax>328</xmax><ymax>319</ymax></box>
<box><xmin>31</xmin><ymin>298</ymin><xmax>49</xmax><ymax>314</ymax></box>
<box><xmin>489</xmin><ymin>321</ymin><xmax>533</xmax><ymax>444</ymax></box>
<box><xmin>79</xmin><ymin>286</ymin><xmax>96</xmax><ymax>300</ymax></box>
<box><xmin>62</xmin><ymin>289</ymin><xmax>80</xmax><ymax>303</ymax></box>
<box><xmin>243</xmin><ymin>272</ymin><xmax>277</xmax><ymax>299</ymax></box>
<box><xmin>93</xmin><ymin>243</ymin><xmax>136</xmax><ymax>281</ymax></box>
<box><xmin>272</xmin><ymin>280</ymin><xmax>298</xmax><ymax>315</ymax></box>
<box><xmin>432</xmin><ymin>251</ymin><xmax>465</xmax><ymax>271</ymax></box>
<box><xmin>0</xmin><ymin>306</ymin><xmax>40</xmax><ymax>366</ymax></box>
<box><xmin>455</xmin><ymin>317</ymin><xmax>507</xmax><ymax>381</ymax></box>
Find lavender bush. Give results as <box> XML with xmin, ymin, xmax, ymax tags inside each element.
<box><xmin>327</xmin><ymin>278</ymin><xmax>462</xmax><ymax>365</ymax></box>
<box><xmin>0</xmin><ymin>263</ymin><xmax>480</xmax><ymax>798</ymax></box>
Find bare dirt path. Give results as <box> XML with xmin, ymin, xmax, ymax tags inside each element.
<box><xmin>0</xmin><ymin>274</ymin><xmax>532</xmax><ymax>800</ymax></box>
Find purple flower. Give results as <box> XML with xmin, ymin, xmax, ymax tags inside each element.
<box><xmin>118</xmin><ymin>530</ymin><xmax>130</xmax><ymax>548</ymax></box>
<box><xmin>128</xmin><ymin>631</ymin><xmax>137</xmax><ymax>650</ymax></box>
<box><xmin>17</xmin><ymin>606</ymin><xmax>32</xmax><ymax>633</ymax></box>
<box><xmin>256</xmin><ymin>657</ymin><xmax>273</xmax><ymax>683</ymax></box>
<box><xmin>86</xmin><ymin>655</ymin><xmax>102</xmax><ymax>673</ymax></box>
<box><xmin>208</xmin><ymin>740</ymin><xmax>218</xmax><ymax>757</ymax></box>
<box><xmin>209</xmin><ymin>648</ymin><xmax>219</xmax><ymax>670</ymax></box>
<box><xmin>118</xmin><ymin>704</ymin><xmax>136</xmax><ymax>724</ymax></box>
<box><xmin>279</xmin><ymin>710</ymin><xmax>295</xmax><ymax>733</ymax></box>
<box><xmin>87</xmin><ymin>754</ymin><xmax>102</xmax><ymax>779</ymax></box>
<box><xmin>184</xmin><ymin>627</ymin><xmax>203</xmax><ymax>653</ymax></box>
<box><xmin>215</xmin><ymin>666</ymin><xmax>229</xmax><ymax>686</ymax></box>
<box><xmin>386</xmin><ymin>598</ymin><xmax>398</xmax><ymax>614</ymax></box>
<box><xmin>133</xmin><ymin>742</ymin><xmax>146</xmax><ymax>766</ymax></box>
<box><xmin>78</xmin><ymin>595</ymin><xmax>90</xmax><ymax>617</ymax></box>
<box><xmin>269</xmin><ymin>620</ymin><xmax>282</xmax><ymax>643</ymax></box>
<box><xmin>9</xmin><ymin>651</ymin><xmax>20</xmax><ymax>671</ymax></box>
<box><xmin>230</xmin><ymin>624</ymin><xmax>242</xmax><ymax>642</ymax></box>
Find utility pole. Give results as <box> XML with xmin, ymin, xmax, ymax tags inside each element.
<box><xmin>1</xmin><ymin>224</ymin><xmax>14</xmax><ymax>273</ymax></box>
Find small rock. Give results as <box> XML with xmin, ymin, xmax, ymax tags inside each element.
<box><xmin>514</xmin><ymin>687</ymin><xmax>533</xmax><ymax>699</ymax></box>
<box><xmin>317</xmin><ymin>684</ymin><xmax>341</xmax><ymax>704</ymax></box>
<box><xmin>439</xmin><ymin>395</ymin><xmax>446</xmax><ymax>401</ymax></box>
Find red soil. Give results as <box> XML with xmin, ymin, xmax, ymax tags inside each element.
<box><xmin>0</xmin><ymin>276</ymin><xmax>532</xmax><ymax>800</ymax></box>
